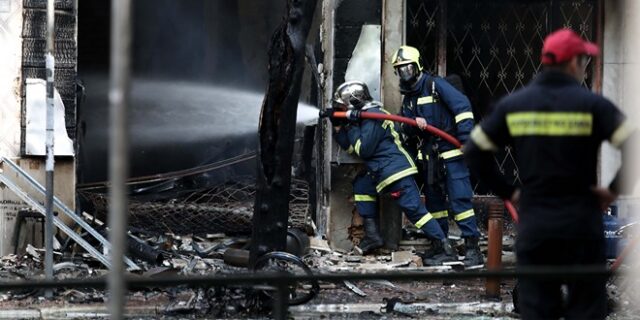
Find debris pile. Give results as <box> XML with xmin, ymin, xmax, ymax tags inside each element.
<box><xmin>0</xmin><ymin>228</ymin><xmax>518</xmax><ymax>318</ymax></box>
<box><xmin>0</xmin><ymin>221</ymin><xmax>636</xmax><ymax>319</ymax></box>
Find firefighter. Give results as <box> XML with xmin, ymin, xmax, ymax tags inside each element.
<box><xmin>391</xmin><ymin>45</ymin><xmax>484</xmax><ymax>268</ymax></box>
<box><xmin>330</xmin><ymin>80</ymin><xmax>458</xmax><ymax>266</ymax></box>
<box><xmin>464</xmin><ymin>28</ymin><xmax>636</xmax><ymax>319</ymax></box>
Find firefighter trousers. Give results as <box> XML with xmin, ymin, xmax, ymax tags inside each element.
<box><xmin>516</xmin><ymin>236</ymin><xmax>607</xmax><ymax>320</ymax></box>
<box><xmin>423</xmin><ymin>156</ymin><xmax>480</xmax><ymax>238</ymax></box>
<box><xmin>353</xmin><ymin>172</ymin><xmax>445</xmax><ymax>240</ymax></box>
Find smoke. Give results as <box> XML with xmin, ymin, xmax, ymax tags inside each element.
<box><xmin>132</xmin><ymin>0</ymin><xmax>287</xmax><ymax>88</ymax></box>
<box><xmin>133</xmin><ymin>0</ymin><xmax>213</xmax><ymax>81</ymax></box>
<box><xmin>79</xmin><ymin>0</ymin><xmax>287</xmax><ymax>89</ymax></box>
<box><xmin>76</xmin><ymin>1</ymin><xmax>319</xmax><ymax>183</ymax></box>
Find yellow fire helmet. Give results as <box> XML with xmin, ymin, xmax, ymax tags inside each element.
<box><xmin>391</xmin><ymin>46</ymin><xmax>424</xmax><ymax>72</ymax></box>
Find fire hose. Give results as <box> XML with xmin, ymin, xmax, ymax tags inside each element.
<box><xmin>321</xmin><ymin>110</ymin><xmax>520</xmax><ymax>223</ymax></box>
<box><xmin>322</xmin><ymin>110</ymin><xmax>639</xmax><ymax>272</ymax></box>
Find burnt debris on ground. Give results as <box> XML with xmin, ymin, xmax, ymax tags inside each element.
<box><xmin>1</xmin><ymin>223</ymin><xmax>638</xmax><ymax>319</ymax></box>
<box><xmin>0</xmin><ymin>222</ymin><xmax>520</xmax><ymax>319</ymax></box>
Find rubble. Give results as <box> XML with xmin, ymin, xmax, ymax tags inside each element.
<box><xmin>0</xmin><ymin>220</ymin><xmax>635</xmax><ymax>320</ymax></box>
<box><xmin>343</xmin><ymin>280</ymin><xmax>367</xmax><ymax>297</ymax></box>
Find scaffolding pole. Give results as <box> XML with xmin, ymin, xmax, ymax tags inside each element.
<box><xmin>44</xmin><ymin>0</ymin><xmax>55</xmax><ymax>300</ymax></box>
<box><xmin>107</xmin><ymin>0</ymin><xmax>132</xmax><ymax>318</ymax></box>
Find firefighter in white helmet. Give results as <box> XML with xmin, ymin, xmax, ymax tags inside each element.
<box><xmin>330</xmin><ymin>80</ymin><xmax>458</xmax><ymax>265</ymax></box>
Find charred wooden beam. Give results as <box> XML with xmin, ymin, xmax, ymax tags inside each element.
<box><xmin>250</xmin><ymin>0</ymin><xmax>317</xmax><ymax>265</ymax></box>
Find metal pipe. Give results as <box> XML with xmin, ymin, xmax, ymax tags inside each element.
<box><xmin>486</xmin><ymin>200</ymin><xmax>504</xmax><ymax>298</ymax></box>
<box><xmin>108</xmin><ymin>0</ymin><xmax>132</xmax><ymax>318</ymax></box>
<box><xmin>273</xmin><ymin>284</ymin><xmax>289</xmax><ymax>320</ymax></box>
<box><xmin>126</xmin><ymin>235</ymin><xmax>163</xmax><ymax>265</ymax></box>
<box><xmin>0</xmin><ymin>266</ymin><xmax>613</xmax><ymax>291</ymax></box>
<box><xmin>44</xmin><ymin>0</ymin><xmax>56</xmax><ymax>300</ymax></box>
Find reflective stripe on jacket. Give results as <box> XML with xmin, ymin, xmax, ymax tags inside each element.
<box><xmin>401</xmin><ymin>73</ymin><xmax>474</xmax><ymax>155</ymax></box>
<box><xmin>334</xmin><ymin>104</ymin><xmax>418</xmax><ymax>192</ymax></box>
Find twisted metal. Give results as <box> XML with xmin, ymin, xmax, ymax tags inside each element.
<box><xmin>78</xmin><ymin>155</ymin><xmax>311</xmax><ymax>235</ymax></box>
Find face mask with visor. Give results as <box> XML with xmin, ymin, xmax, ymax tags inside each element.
<box><xmin>396</xmin><ymin>63</ymin><xmax>419</xmax><ymax>83</ymax></box>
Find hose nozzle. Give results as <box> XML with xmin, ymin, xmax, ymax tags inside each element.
<box><xmin>319</xmin><ymin>108</ymin><xmax>341</xmax><ymax>118</ymax></box>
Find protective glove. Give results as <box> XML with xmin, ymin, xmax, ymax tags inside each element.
<box><xmin>331</xmin><ymin>117</ymin><xmax>348</xmax><ymax>127</ymax></box>
<box><xmin>345</xmin><ymin>110</ymin><xmax>362</xmax><ymax>122</ymax></box>
<box><xmin>415</xmin><ymin>117</ymin><xmax>428</xmax><ymax>130</ymax></box>
<box><xmin>331</xmin><ymin>112</ymin><xmax>348</xmax><ymax>127</ymax></box>
<box><xmin>320</xmin><ymin>108</ymin><xmax>347</xmax><ymax>127</ymax></box>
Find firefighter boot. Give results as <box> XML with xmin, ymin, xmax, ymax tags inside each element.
<box><xmin>420</xmin><ymin>239</ymin><xmax>440</xmax><ymax>260</ymax></box>
<box><xmin>462</xmin><ymin>237</ymin><xmax>484</xmax><ymax>269</ymax></box>
<box><xmin>356</xmin><ymin>218</ymin><xmax>384</xmax><ymax>255</ymax></box>
<box><xmin>422</xmin><ymin>239</ymin><xmax>461</xmax><ymax>266</ymax></box>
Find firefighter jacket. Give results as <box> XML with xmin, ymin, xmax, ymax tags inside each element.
<box><xmin>465</xmin><ymin>70</ymin><xmax>635</xmax><ymax>239</ymax></box>
<box><xmin>333</xmin><ymin>103</ymin><xmax>418</xmax><ymax>193</ymax></box>
<box><xmin>400</xmin><ymin>72</ymin><xmax>475</xmax><ymax>156</ymax></box>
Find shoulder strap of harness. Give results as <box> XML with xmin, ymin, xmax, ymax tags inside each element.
<box><xmin>427</xmin><ymin>75</ymin><xmax>457</xmax><ymax>136</ymax></box>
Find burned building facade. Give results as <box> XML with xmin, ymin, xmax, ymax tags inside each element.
<box><xmin>0</xmin><ymin>0</ymin><xmax>636</xmax><ymax>274</ymax></box>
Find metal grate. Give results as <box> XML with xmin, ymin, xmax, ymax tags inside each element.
<box><xmin>406</xmin><ymin>0</ymin><xmax>441</xmax><ymax>74</ymax></box>
<box><xmin>446</xmin><ymin>1</ymin><xmax>550</xmax><ymax>99</ymax></box>
<box><xmin>406</xmin><ymin>0</ymin><xmax>598</xmax><ymax>194</ymax></box>
<box><xmin>557</xmin><ymin>0</ymin><xmax>597</xmax><ymax>86</ymax></box>
<box><xmin>79</xmin><ymin>178</ymin><xmax>310</xmax><ymax>236</ymax></box>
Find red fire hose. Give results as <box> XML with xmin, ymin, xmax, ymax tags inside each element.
<box><xmin>611</xmin><ymin>235</ymin><xmax>639</xmax><ymax>271</ymax></box>
<box><xmin>329</xmin><ymin>110</ymin><xmax>520</xmax><ymax>223</ymax></box>
<box><xmin>333</xmin><ymin>111</ymin><xmax>462</xmax><ymax>148</ymax></box>
<box><xmin>327</xmin><ymin>110</ymin><xmax>640</xmax><ymax>271</ymax></box>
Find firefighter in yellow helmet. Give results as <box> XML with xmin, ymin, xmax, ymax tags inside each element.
<box><xmin>391</xmin><ymin>45</ymin><xmax>484</xmax><ymax>268</ymax></box>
